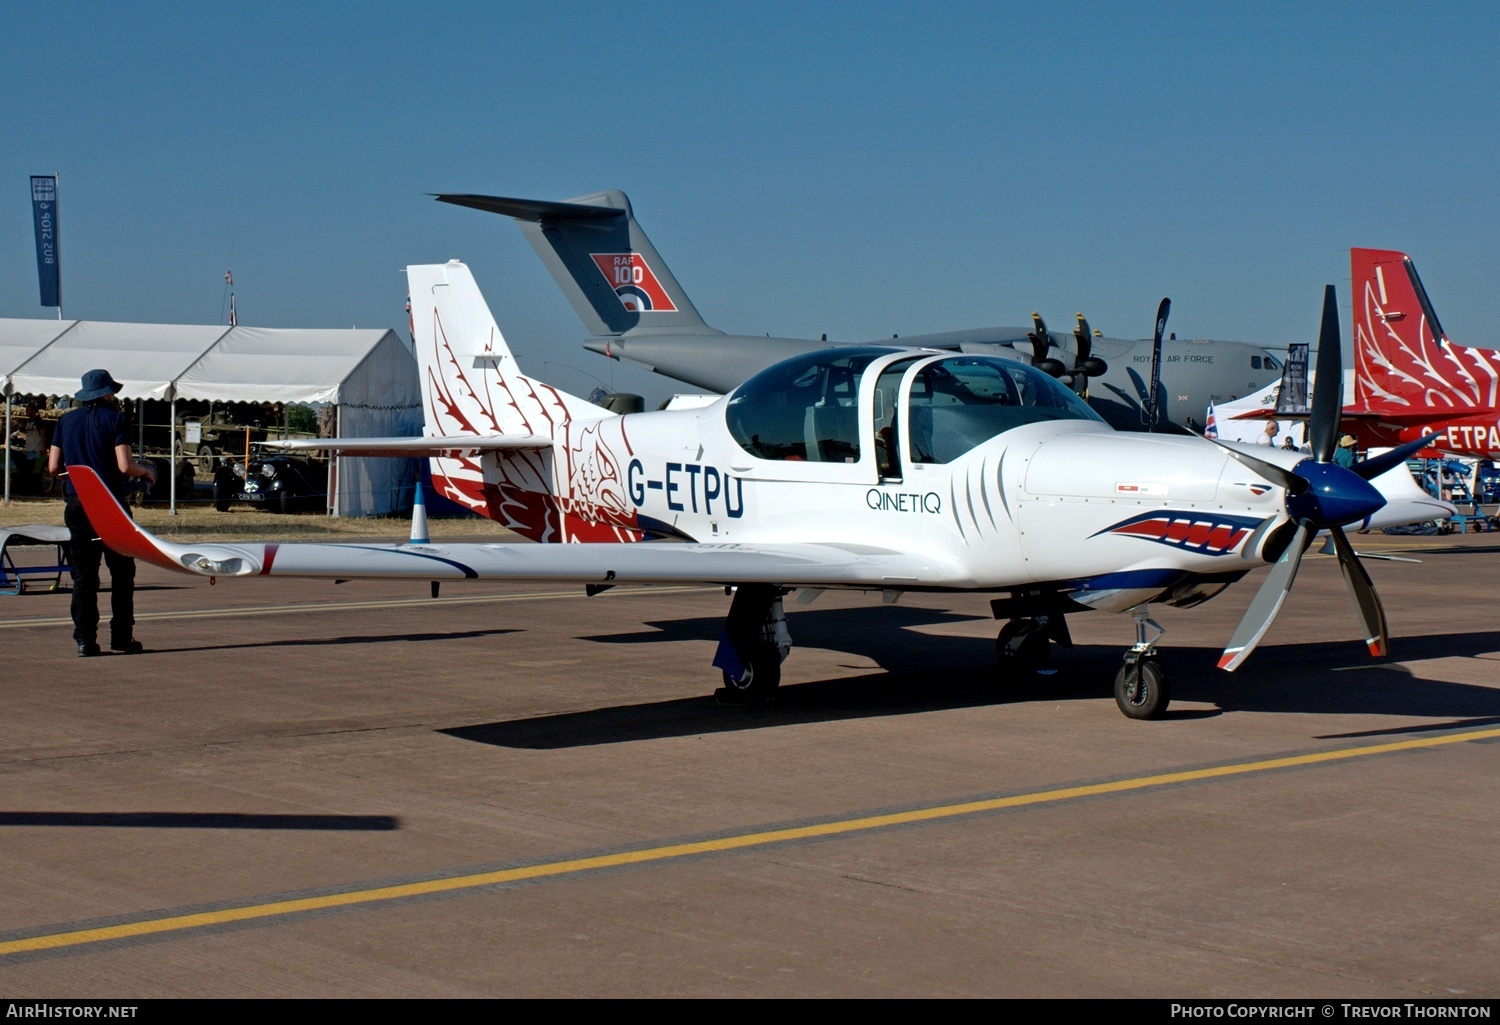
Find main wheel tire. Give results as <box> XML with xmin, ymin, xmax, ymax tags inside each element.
<box><xmin>719</xmin><ymin>640</ymin><xmax>782</xmax><ymax>704</ymax></box>
<box><xmin>1114</xmin><ymin>659</ymin><xmax>1170</xmax><ymax>720</ymax></box>
<box><xmin>197</xmin><ymin>445</ymin><xmax>216</xmax><ymax>477</ymax></box>
<box><xmin>996</xmin><ymin>621</ymin><xmax>1048</xmax><ymax>674</ymax></box>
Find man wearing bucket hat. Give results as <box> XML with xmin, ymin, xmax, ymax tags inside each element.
<box><xmin>46</xmin><ymin>369</ymin><xmax>158</xmax><ymax>657</ymax></box>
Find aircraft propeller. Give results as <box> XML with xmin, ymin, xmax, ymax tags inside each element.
<box><xmin>1069</xmin><ymin>313</ymin><xmax>1107</xmax><ymax>397</ymax></box>
<box><xmin>1210</xmin><ymin>286</ymin><xmax>1441</xmax><ymax>671</ymax></box>
<box><xmin>1027</xmin><ymin>313</ymin><xmax>1068</xmax><ymax>378</ymax></box>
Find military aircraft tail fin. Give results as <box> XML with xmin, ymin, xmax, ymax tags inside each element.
<box><xmin>433</xmin><ymin>190</ymin><xmax>718</xmax><ymax>339</ymax></box>
<box><xmin>1351</xmin><ymin>247</ymin><xmax>1500</xmax><ymax>410</ymax></box>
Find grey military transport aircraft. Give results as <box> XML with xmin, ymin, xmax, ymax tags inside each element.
<box><xmin>434</xmin><ymin>189</ymin><xmax>1283</xmax><ymax>432</ymax></box>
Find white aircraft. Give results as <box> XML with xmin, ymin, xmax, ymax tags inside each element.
<box><xmin>70</xmin><ymin>263</ymin><xmax>1448</xmax><ymax>719</ymax></box>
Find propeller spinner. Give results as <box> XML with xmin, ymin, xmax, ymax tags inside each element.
<box><xmin>1210</xmin><ymin>285</ymin><xmax>1440</xmax><ymax>672</ymax></box>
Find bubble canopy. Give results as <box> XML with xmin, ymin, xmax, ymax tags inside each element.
<box><xmin>725</xmin><ymin>347</ymin><xmax>1103</xmax><ymax>466</ymax></box>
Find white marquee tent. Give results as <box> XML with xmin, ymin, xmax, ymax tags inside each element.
<box><xmin>2</xmin><ymin>318</ymin><xmax>421</xmax><ymax>516</ymax></box>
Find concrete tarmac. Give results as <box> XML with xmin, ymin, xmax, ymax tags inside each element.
<box><xmin>1</xmin><ymin>531</ymin><xmax>1497</xmax><ymax>997</ymax></box>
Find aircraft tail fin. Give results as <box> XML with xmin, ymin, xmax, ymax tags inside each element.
<box><xmin>407</xmin><ymin>261</ymin><xmax>609</xmax><ymax>515</ymax></box>
<box><xmin>1351</xmin><ymin>247</ymin><xmax>1500</xmax><ymax>410</ymax></box>
<box><xmin>434</xmin><ymin>190</ymin><xmax>718</xmax><ymax>339</ymax></box>
<box><xmin>408</xmin><ymin>260</ymin><xmax>605</xmax><ymax>436</ymax></box>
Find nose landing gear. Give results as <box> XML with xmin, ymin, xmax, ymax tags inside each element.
<box><xmin>1115</xmin><ymin>607</ymin><xmax>1170</xmax><ymax>719</ymax></box>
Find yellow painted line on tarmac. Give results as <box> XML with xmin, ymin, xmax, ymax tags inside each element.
<box><xmin>5</xmin><ymin>724</ymin><xmax>1498</xmax><ymax>958</ymax></box>
<box><xmin>0</xmin><ymin>585</ymin><xmax>719</xmax><ymax>631</ymax></box>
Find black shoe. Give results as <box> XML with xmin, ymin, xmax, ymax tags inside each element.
<box><xmin>110</xmin><ymin>639</ymin><xmax>145</xmax><ymax>654</ymax></box>
<box><xmin>77</xmin><ymin>642</ymin><xmax>101</xmax><ymax>657</ymax></box>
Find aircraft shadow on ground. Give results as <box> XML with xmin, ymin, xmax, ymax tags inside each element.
<box><xmin>161</xmin><ymin>627</ymin><xmax>520</xmax><ymax>654</ymax></box>
<box><xmin>0</xmin><ymin>811</ymin><xmax>398</xmax><ymax>830</ymax></box>
<box><xmin>444</xmin><ymin>605</ymin><xmax>1500</xmax><ymax>749</ymax></box>
<box><xmin>1383</xmin><ymin>543</ymin><xmax>1500</xmax><ymax>557</ymax></box>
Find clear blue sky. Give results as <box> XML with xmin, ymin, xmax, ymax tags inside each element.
<box><xmin>3</xmin><ymin>1</ymin><xmax>1496</xmax><ymax>406</ymax></box>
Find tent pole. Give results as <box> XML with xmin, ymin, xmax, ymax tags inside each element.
<box><xmin>169</xmin><ymin>398</ymin><xmax>177</xmax><ymax>515</ymax></box>
<box><xmin>3</xmin><ymin>392</ymin><xmax>11</xmax><ymax>506</ymax></box>
<box><xmin>330</xmin><ymin>404</ymin><xmax>340</xmax><ymax>516</ymax></box>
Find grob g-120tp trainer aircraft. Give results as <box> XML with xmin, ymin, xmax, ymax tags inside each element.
<box><xmin>71</xmin><ymin>263</ymin><xmax>1441</xmax><ymax>719</ymax></box>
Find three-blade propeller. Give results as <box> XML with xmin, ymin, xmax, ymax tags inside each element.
<box><xmin>1211</xmin><ymin>285</ymin><xmax>1439</xmax><ymax>672</ymax></box>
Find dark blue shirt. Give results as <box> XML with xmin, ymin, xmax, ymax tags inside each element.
<box><xmin>53</xmin><ymin>403</ymin><xmax>129</xmax><ymax>499</ymax></box>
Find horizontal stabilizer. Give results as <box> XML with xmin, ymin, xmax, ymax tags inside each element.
<box><xmin>265</xmin><ymin>435</ymin><xmax>550</xmax><ymax>458</ymax></box>
<box><xmin>434</xmin><ymin>193</ymin><xmax>622</xmax><ymax>223</ymax></box>
<box><xmin>435</xmin><ymin>189</ymin><xmax>710</xmax><ymax>338</ymax></box>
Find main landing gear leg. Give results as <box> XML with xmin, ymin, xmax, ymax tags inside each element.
<box><xmin>713</xmin><ymin>584</ymin><xmax>791</xmax><ymax>706</ymax></box>
<box><xmin>996</xmin><ymin>615</ymin><xmax>1069</xmax><ymax>676</ymax></box>
<box><xmin>1115</xmin><ymin>606</ymin><xmax>1170</xmax><ymax>720</ymax></box>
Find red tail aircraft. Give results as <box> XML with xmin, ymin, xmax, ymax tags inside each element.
<box><xmin>1348</xmin><ymin>247</ymin><xmax>1500</xmax><ymax>459</ymax></box>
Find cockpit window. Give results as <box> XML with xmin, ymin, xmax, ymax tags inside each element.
<box><xmin>907</xmin><ymin>356</ymin><xmax>1103</xmax><ymax>464</ymax></box>
<box><xmin>726</xmin><ymin>347</ymin><xmax>892</xmax><ymax>462</ymax></box>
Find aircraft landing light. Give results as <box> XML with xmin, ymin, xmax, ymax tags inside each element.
<box><xmin>4</xmin><ymin>725</ymin><xmax>1499</xmax><ymax>959</ymax></box>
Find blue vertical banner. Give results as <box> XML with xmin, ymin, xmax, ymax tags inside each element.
<box><xmin>31</xmin><ymin>175</ymin><xmax>61</xmax><ymax>309</ymax></box>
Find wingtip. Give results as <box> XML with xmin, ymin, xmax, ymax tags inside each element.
<box><xmin>66</xmin><ymin>465</ymin><xmax>179</xmax><ymax>572</ymax></box>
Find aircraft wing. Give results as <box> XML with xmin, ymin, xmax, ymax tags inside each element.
<box><xmin>69</xmin><ymin>466</ymin><xmax>944</xmax><ymax>588</ymax></box>
<box><xmin>263</xmin><ymin>434</ymin><xmax>549</xmax><ymax>457</ymax></box>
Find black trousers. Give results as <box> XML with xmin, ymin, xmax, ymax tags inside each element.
<box><xmin>64</xmin><ymin>497</ymin><xmax>135</xmax><ymax>645</ymax></box>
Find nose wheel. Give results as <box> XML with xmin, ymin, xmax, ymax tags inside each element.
<box><xmin>1115</xmin><ymin>607</ymin><xmax>1170</xmax><ymax>719</ymax></box>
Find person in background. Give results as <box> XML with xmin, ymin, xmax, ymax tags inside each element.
<box><xmin>22</xmin><ymin>403</ymin><xmax>46</xmax><ymax>480</ymax></box>
<box><xmin>1334</xmin><ymin>434</ymin><xmax>1358</xmax><ymax>469</ymax></box>
<box><xmin>1257</xmin><ymin>421</ymin><xmax>1280</xmax><ymax>446</ymax></box>
<box><xmin>47</xmin><ymin>369</ymin><xmax>157</xmax><ymax>657</ymax></box>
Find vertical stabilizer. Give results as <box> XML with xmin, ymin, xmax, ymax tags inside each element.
<box><xmin>407</xmin><ymin>261</ymin><xmax>619</xmax><ymax>537</ymax></box>
<box><xmin>434</xmin><ymin>190</ymin><xmax>718</xmax><ymax>338</ymax></box>
<box><xmin>408</xmin><ymin>260</ymin><xmax>605</xmax><ymax>438</ymax></box>
<box><xmin>1351</xmin><ymin>247</ymin><xmax>1499</xmax><ymax>409</ymax></box>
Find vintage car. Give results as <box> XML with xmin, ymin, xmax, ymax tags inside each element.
<box><xmin>212</xmin><ymin>455</ymin><xmax>328</xmax><ymax>514</ymax></box>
